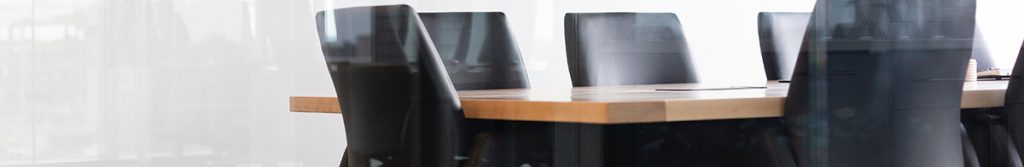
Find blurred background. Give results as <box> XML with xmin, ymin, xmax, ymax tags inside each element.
<box><xmin>1</xmin><ymin>0</ymin><xmax>1022</xmax><ymax>166</ymax></box>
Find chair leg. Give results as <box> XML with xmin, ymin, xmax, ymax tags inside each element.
<box><xmin>465</xmin><ymin>133</ymin><xmax>495</xmax><ymax>167</ymax></box>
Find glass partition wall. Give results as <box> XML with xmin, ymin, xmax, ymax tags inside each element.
<box><xmin>3</xmin><ymin>0</ymin><xmax>1024</xmax><ymax>166</ymax></box>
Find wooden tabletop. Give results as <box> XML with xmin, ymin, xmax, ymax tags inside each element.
<box><xmin>291</xmin><ymin>81</ymin><xmax>1009</xmax><ymax>124</ymax></box>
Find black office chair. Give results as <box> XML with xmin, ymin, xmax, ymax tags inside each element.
<box><xmin>755</xmin><ymin>11</ymin><xmax>990</xmax><ymax>167</ymax></box>
<box><xmin>316</xmin><ymin>5</ymin><xmax>492</xmax><ymax>167</ymax></box>
<box><xmin>757</xmin><ymin>13</ymin><xmax>983</xmax><ymax>166</ymax></box>
<box><xmin>561</xmin><ymin>12</ymin><xmax>773</xmax><ymax>166</ymax></box>
<box><xmin>758</xmin><ymin>12</ymin><xmax>810</xmax><ymax>81</ymax></box>
<box><xmin>420</xmin><ymin>12</ymin><xmax>552</xmax><ymax>166</ymax></box>
<box><xmin>419</xmin><ymin>12</ymin><xmax>529</xmax><ymax>90</ymax></box>
<box><xmin>775</xmin><ymin>0</ymin><xmax>977</xmax><ymax>166</ymax></box>
<box><xmin>564</xmin><ymin>12</ymin><xmax>698</xmax><ymax>86</ymax></box>
<box><xmin>1003</xmin><ymin>41</ymin><xmax>1024</xmax><ymax>167</ymax></box>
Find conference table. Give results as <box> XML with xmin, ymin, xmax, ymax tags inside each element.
<box><xmin>291</xmin><ymin>80</ymin><xmax>1007</xmax><ymax>122</ymax></box>
<box><xmin>291</xmin><ymin>80</ymin><xmax>1010</xmax><ymax>166</ymax></box>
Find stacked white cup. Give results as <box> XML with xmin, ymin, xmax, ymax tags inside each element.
<box><xmin>966</xmin><ymin>59</ymin><xmax>977</xmax><ymax>82</ymax></box>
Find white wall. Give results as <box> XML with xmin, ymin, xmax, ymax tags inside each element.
<box><xmin>1</xmin><ymin>0</ymin><xmax>1022</xmax><ymax>166</ymax></box>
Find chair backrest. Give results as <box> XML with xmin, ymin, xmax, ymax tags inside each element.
<box><xmin>1006</xmin><ymin>40</ymin><xmax>1024</xmax><ymax>162</ymax></box>
<box><xmin>785</xmin><ymin>0</ymin><xmax>976</xmax><ymax>166</ymax></box>
<box><xmin>419</xmin><ymin>12</ymin><xmax>530</xmax><ymax>90</ymax></box>
<box><xmin>564</xmin><ymin>13</ymin><xmax>698</xmax><ymax>86</ymax></box>
<box><xmin>316</xmin><ymin>5</ymin><xmax>467</xmax><ymax>167</ymax></box>
<box><xmin>756</xmin><ymin>13</ymin><xmax>990</xmax><ymax>80</ymax></box>
<box><xmin>758</xmin><ymin>12</ymin><xmax>811</xmax><ymax>81</ymax></box>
